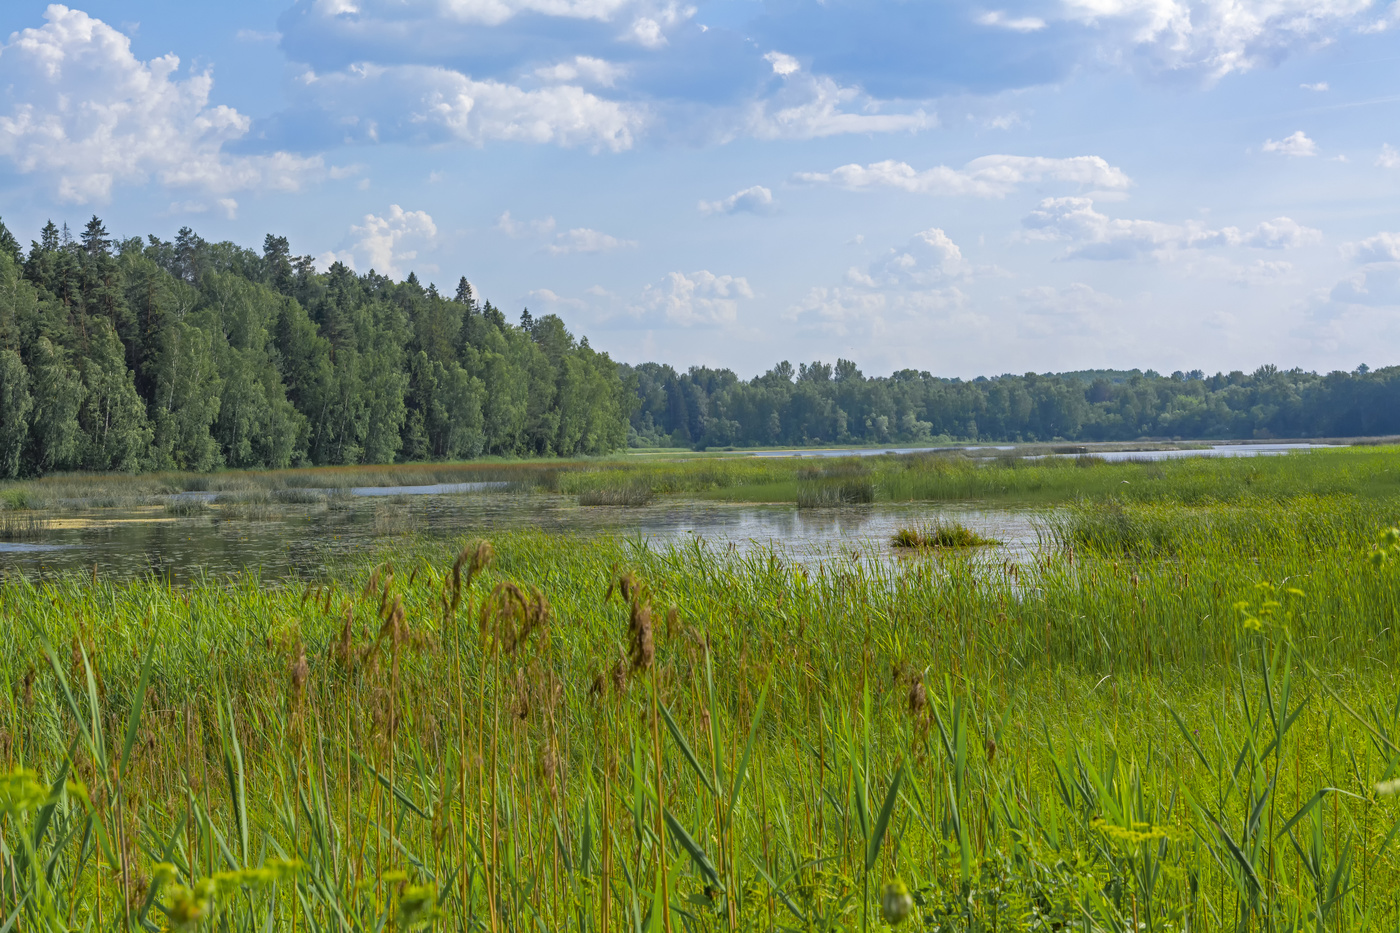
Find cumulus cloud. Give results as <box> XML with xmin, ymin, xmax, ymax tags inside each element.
<box><xmin>641</xmin><ymin>271</ymin><xmax>753</xmax><ymax>326</ymax></box>
<box><xmin>1242</xmin><ymin>216</ymin><xmax>1322</xmax><ymax>249</ymax></box>
<box><xmin>319</xmin><ymin>204</ymin><xmax>437</xmax><ymax>278</ymax></box>
<box><xmin>763</xmin><ymin>51</ymin><xmax>801</xmax><ymax>75</ymax></box>
<box><xmin>1327</xmin><ymin>266</ymin><xmax>1400</xmax><ymax>307</ymax></box>
<box><xmin>786</xmin><ymin>228</ymin><xmax>978</xmax><ymax>337</ymax></box>
<box><xmin>534</xmin><ymin>56</ymin><xmax>627</xmax><ymax>86</ymax></box>
<box><xmin>796</xmin><ymin>155</ymin><xmax>1132</xmax><ymax>198</ymax></box>
<box><xmin>499</xmin><ymin>211</ymin><xmax>634</xmax><ymax>253</ymax></box>
<box><xmin>0</xmin><ymin>5</ymin><xmax>323</xmax><ymax>202</ymax></box>
<box><xmin>1300</xmin><ymin>81</ymin><xmax>1328</xmax><ymax>90</ymax></box>
<box><xmin>698</xmin><ymin>185</ymin><xmax>776</xmax><ymax>215</ymax></box>
<box><xmin>1378</xmin><ymin>144</ymin><xmax>1400</xmax><ymax>169</ymax></box>
<box><xmin>1061</xmin><ymin>0</ymin><xmax>1376</xmax><ymax>80</ymax></box>
<box><xmin>1017</xmin><ymin>283</ymin><xmax>1121</xmax><ymax>337</ymax></box>
<box><xmin>1022</xmin><ymin>197</ymin><xmax>1321</xmax><ymax>259</ymax></box>
<box><xmin>975</xmin><ymin>10</ymin><xmax>1047</xmax><ymax>31</ymax></box>
<box><xmin>1343</xmin><ymin>232</ymin><xmax>1400</xmax><ymax>264</ymax></box>
<box><xmin>743</xmin><ymin>68</ymin><xmax>933</xmax><ymax>140</ymax></box>
<box><xmin>846</xmin><ymin>228</ymin><xmax>969</xmax><ymax>288</ymax></box>
<box><xmin>295</xmin><ymin>62</ymin><xmax>644</xmax><ymax>151</ymax></box>
<box><xmin>1262</xmin><ymin>131</ymin><xmax>1317</xmax><ymax>156</ymax></box>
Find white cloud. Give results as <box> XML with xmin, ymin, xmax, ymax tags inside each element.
<box><xmin>319</xmin><ymin>0</ymin><xmax>647</xmax><ymax>27</ymax></box>
<box><xmin>1231</xmin><ymin>259</ymin><xmax>1294</xmax><ymax>285</ymax></box>
<box><xmin>297</xmin><ymin>61</ymin><xmax>644</xmax><ymax>151</ymax></box>
<box><xmin>1022</xmin><ymin>197</ymin><xmax>1321</xmax><ymax>259</ymax></box>
<box><xmin>319</xmin><ymin>204</ymin><xmax>437</xmax><ymax>278</ymax></box>
<box><xmin>1262</xmin><ymin>130</ymin><xmax>1317</xmax><ymax>156</ymax></box>
<box><xmin>786</xmin><ymin>228</ymin><xmax>978</xmax><ymax>337</ymax></box>
<box><xmin>0</xmin><ymin>6</ymin><xmax>323</xmax><ymax>202</ymax></box>
<box><xmin>1242</xmin><ymin>216</ymin><xmax>1322</xmax><ymax>249</ymax></box>
<box><xmin>548</xmin><ymin>227</ymin><xmax>636</xmax><ymax>254</ymax></box>
<box><xmin>622</xmin><ymin>4</ymin><xmax>692</xmax><ymax>48</ymax></box>
<box><xmin>698</xmin><ymin>185</ymin><xmax>776</xmax><ymax>215</ymax></box>
<box><xmin>1362</xmin><ymin>0</ymin><xmax>1400</xmax><ymax>32</ymax></box>
<box><xmin>796</xmin><ymin>155</ymin><xmax>1132</xmax><ymax>197</ymax></box>
<box><xmin>744</xmin><ymin>72</ymin><xmax>933</xmax><ymax>140</ymax></box>
<box><xmin>1327</xmin><ymin>266</ymin><xmax>1400</xmax><ymax>306</ymax></box>
<box><xmin>1343</xmin><ymin>232</ymin><xmax>1400</xmax><ymax>264</ymax></box>
<box><xmin>1300</xmin><ymin>81</ymin><xmax>1328</xmax><ymax>91</ymax></box>
<box><xmin>976</xmin><ymin>10</ymin><xmax>1048</xmax><ymax>31</ymax></box>
<box><xmin>534</xmin><ymin>56</ymin><xmax>627</xmax><ymax>87</ymax></box>
<box><xmin>1378</xmin><ymin>144</ymin><xmax>1400</xmax><ymax>169</ymax></box>
<box><xmin>847</xmin><ymin>228</ymin><xmax>969</xmax><ymax>289</ymax></box>
<box><xmin>1061</xmin><ymin>0</ymin><xmax>1375</xmax><ymax>80</ymax></box>
<box><xmin>499</xmin><ymin>210</ymin><xmax>633</xmax><ymax>253</ymax></box>
<box><xmin>1017</xmin><ymin>283</ymin><xmax>1121</xmax><ymax>337</ymax></box>
<box><xmin>642</xmin><ymin>271</ymin><xmax>753</xmax><ymax>326</ymax></box>
<box><xmin>764</xmin><ymin>51</ymin><xmax>801</xmax><ymax>75</ymax></box>
<box><xmin>497</xmin><ymin>211</ymin><xmax>557</xmax><ymax>238</ymax></box>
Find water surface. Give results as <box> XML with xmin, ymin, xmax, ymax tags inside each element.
<box><xmin>0</xmin><ymin>493</ymin><xmax>1039</xmax><ymax>581</ymax></box>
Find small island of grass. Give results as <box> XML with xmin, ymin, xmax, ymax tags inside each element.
<box><xmin>892</xmin><ymin>521</ymin><xmax>1001</xmax><ymax>549</ymax></box>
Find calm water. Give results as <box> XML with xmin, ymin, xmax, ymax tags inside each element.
<box><xmin>751</xmin><ymin>442</ymin><xmax>1340</xmax><ymax>460</ymax></box>
<box><xmin>0</xmin><ymin>493</ymin><xmax>1041</xmax><ymax>581</ymax></box>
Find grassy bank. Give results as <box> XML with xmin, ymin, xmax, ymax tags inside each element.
<box><xmin>3</xmin><ymin>445</ymin><xmax>1397</xmax><ymax>512</ymax></box>
<box><xmin>3</xmin><ymin>490</ymin><xmax>1400</xmax><ymax>929</ymax></box>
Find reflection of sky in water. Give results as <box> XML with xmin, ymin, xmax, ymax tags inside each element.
<box><xmin>0</xmin><ymin>494</ymin><xmax>1041</xmax><ymax>581</ymax></box>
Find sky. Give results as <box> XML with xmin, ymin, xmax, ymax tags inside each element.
<box><xmin>0</xmin><ymin>1</ymin><xmax>1397</xmax><ymax>379</ymax></box>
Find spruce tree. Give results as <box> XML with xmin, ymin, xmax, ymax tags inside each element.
<box><xmin>80</xmin><ymin>215</ymin><xmax>111</xmax><ymax>257</ymax></box>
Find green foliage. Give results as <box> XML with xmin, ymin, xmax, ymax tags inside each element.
<box><xmin>624</xmin><ymin>359</ymin><xmax>1400</xmax><ymax>449</ymax></box>
<box><xmin>0</xmin><ymin>349</ymin><xmax>32</xmax><ymax>478</ymax></box>
<box><xmin>0</xmin><ymin>218</ymin><xmax>632</xmax><ymax>476</ymax></box>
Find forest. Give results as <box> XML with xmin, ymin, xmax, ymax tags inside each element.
<box><xmin>625</xmin><ymin>357</ymin><xmax>1400</xmax><ymax>448</ymax></box>
<box><xmin>0</xmin><ymin>217</ymin><xmax>631</xmax><ymax>478</ymax></box>
<box><xmin>1</xmin><ymin>216</ymin><xmax>1397</xmax><ymax>478</ymax></box>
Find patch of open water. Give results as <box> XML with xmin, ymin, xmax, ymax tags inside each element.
<box><xmin>0</xmin><ymin>493</ymin><xmax>1042</xmax><ymax>581</ymax></box>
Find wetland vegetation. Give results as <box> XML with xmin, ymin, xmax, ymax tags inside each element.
<box><xmin>1</xmin><ymin>446</ymin><xmax>1399</xmax><ymax>930</ymax></box>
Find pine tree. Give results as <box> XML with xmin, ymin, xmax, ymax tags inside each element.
<box><xmin>263</xmin><ymin>234</ymin><xmax>293</xmax><ymax>294</ymax></box>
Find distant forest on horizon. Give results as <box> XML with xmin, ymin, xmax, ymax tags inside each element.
<box><xmin>0</xmin><ymin>216</ymin><xmax>1397</xmax><ymax>478</ymax></box>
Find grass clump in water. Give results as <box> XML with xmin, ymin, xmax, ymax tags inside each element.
<box><xmin>0</xmin><ymin>511</ymin><xmax>52</xmax><ymax>540</ymax></box>
<box><xmin>163</xmin><ymin>497</ymin><xmax>210</xmax><ymax>516</ymax></box>
<box><xmin>892</xmin><ymin>521</ymin><xmax>999</xmax><ymax>548</ymax></box>
<box><xmin>578</xmin><ymin>483</ymin><xmax>655</xmax><ymax>506</ymax></box>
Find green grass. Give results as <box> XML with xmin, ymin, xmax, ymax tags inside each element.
<box><xmin>4</xmin><ymin>445</ymin><xmax>1398</xmax><ymax>513</ymax></box>
<box><xmin>890</xmin><ymin>521</ymin><xmax>1000</xmax><ymax>548</ymax></box>
<box><xmin>3</xmin><ymin>487</ymin><xmax>1400</xmax><ymax>929</ymax></box>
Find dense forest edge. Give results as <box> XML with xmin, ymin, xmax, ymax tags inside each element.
<box><xmin>1</xmin><ymin>215</ymin><xmax>1397</xmax><ymax>478</ymax></box>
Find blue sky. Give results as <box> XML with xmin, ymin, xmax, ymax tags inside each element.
<box><xmin>0</xmin><ymin>1</ymin><xmax>1397</xmax><ymax>378</ymax></box>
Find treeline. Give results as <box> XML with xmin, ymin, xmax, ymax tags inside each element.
<box><xmin>0</xmin><ymin>217</ymin><xmax>630</xmax><ymax>478</ymax></box>
<box><xmin>624</xmin><ymin>359</ymin><xmax>1400</xmax><ymax>448</ymax></box>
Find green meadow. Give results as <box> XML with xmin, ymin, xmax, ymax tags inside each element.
<box><xmin>2</xmin><ymin>447</ymin><xmax>1400</xmax><ymax>930</ymax></box>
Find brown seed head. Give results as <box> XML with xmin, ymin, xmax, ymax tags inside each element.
<box><xmin>908</xmin><ymin>680</ymin><xmax>927</xmax><ymax>716</ymax></box>
<box><xmin>628</xmin><ymin>602</ymin><xmax>654</xmax><ymax>674</ymax></box>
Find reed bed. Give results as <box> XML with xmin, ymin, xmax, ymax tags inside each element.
<box><xmin>2</xmin><ymin>491</ymin><xmax>1400</xmax><ymax>930</ymax></box>
<box><xmin>0</xmin><ymin>511</ymin><xmax>51</xmax><ymax>540</ymax></box>
<box><xmin>577</xmin><ymin>484</ymin><xmax>656</xmax><ymax>506</ymax></box>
